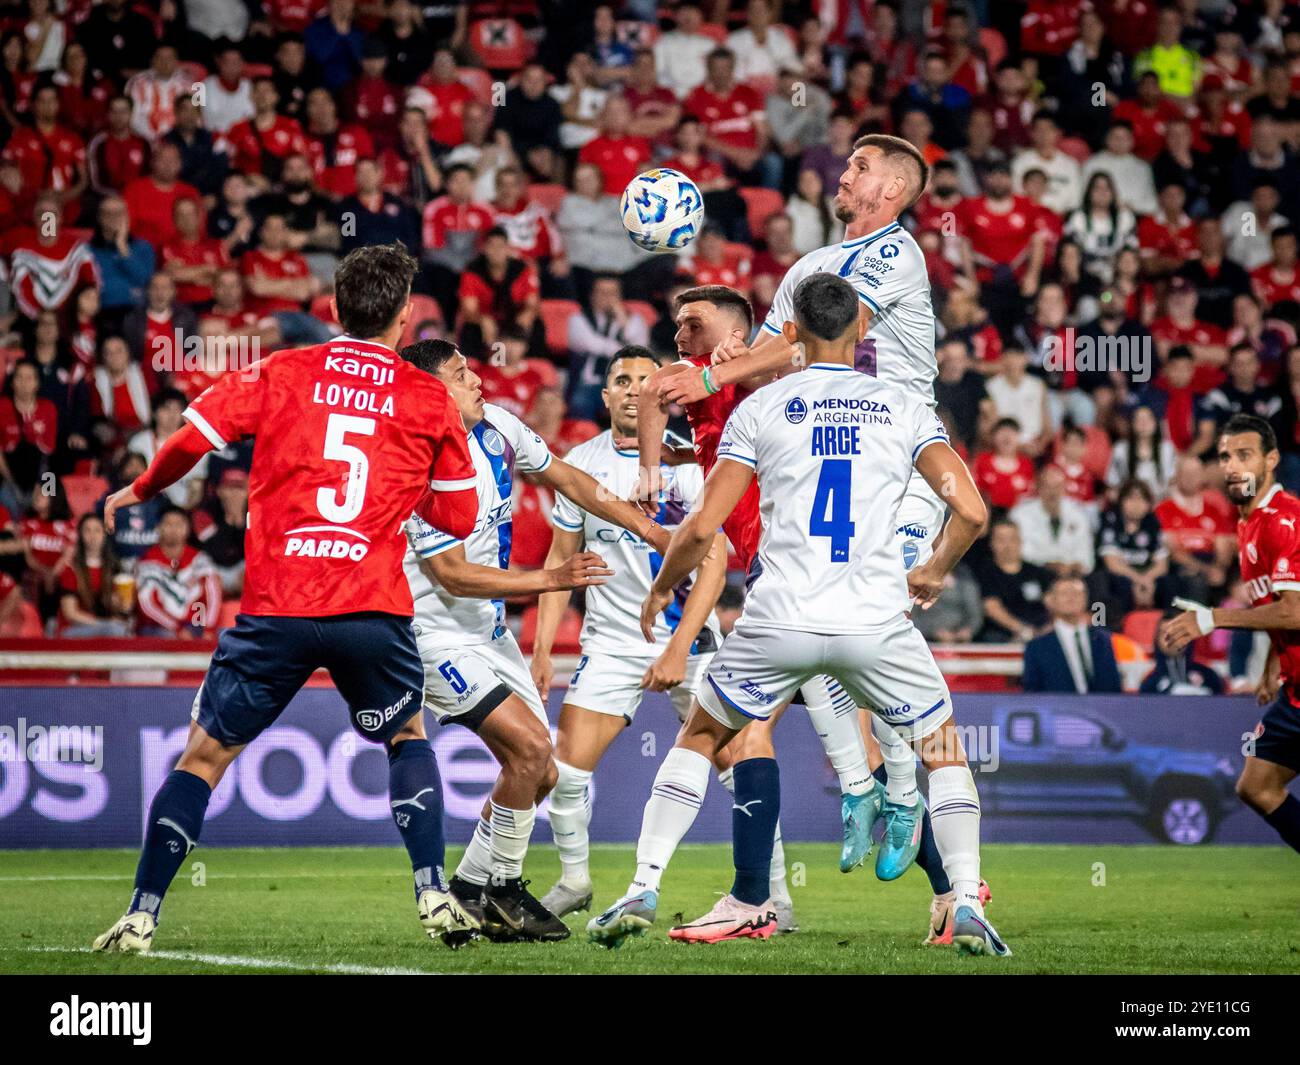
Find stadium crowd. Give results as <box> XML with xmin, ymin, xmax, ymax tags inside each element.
<box><xmin>0</xmin><ymin>0</ymin><xmax>1295</xmax><ymax>687</ymax></box>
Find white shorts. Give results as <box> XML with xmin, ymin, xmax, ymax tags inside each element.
<box><xmin>895</xmin><ymin>470</ymin><xmax>946</xmax><ymax>571</ymax></box>
<box><xmin>564</xmin><ymin>650</ymin><xmax>715</xmax><ymax>723</ymax></box>
<box><xmin>417</xmin><ymin>630</ymin><xmax>548</xmax><ymax>730</ymax></box>
<box><xmin>698</xmin><ymin>615</ymin><xmax>953</xmax><ymax>743</ymax></box>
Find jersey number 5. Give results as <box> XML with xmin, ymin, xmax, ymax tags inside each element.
<box><xmin>809</xmin><ymin>459</ymin><xmax>855</xmax><ymax>563</ymax></box>
<box><xmin>318</xmin><ymin>413</ymin><xmax>375</xmax><ymax>524</ymax></box>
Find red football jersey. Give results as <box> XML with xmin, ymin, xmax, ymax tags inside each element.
<box><xmin>1238</xmin><ymin>484</ymin><xmax>1300</xmax><ymax>703</ymax></box>
<box><xmin>680</xmin><ymin>354</ymin><xmax>762</xmax><ymax>571</ymax></box>
<box><xmin>973</xmin><ymin>451</ymin><xmax>1035</xmax><ymax>510</ymax></box>
<box><xmin>683</xmin><ymin>84</ymin><xmax>765</xmax><ymax>150</ymax></box>
<box><xmin>1156</xmin><ymin>491</ymin><xmax>1234</xmax><ymax>555</ymax></box>
<box><xmin>182</xmin><ymin>337</ymin><xmax>475</xmax><ymax>617</ymax></box>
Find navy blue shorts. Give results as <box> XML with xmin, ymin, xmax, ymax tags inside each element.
<box><xmin>1254</xmin><ymin>693</ymin><xmax>1300</xmax><ymax>774</ymax></box>
<box><xmin>194</xmin><ymin>612</ymin><xmax>425</xmax><ymax>748</ymax></box>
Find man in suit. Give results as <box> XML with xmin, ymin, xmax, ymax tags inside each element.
<box><xmin>1021</xmin><ymin>576</ymin><xmax>1123</xmax><ymax>693</ymax></box>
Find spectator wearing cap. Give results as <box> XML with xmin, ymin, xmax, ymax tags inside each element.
<box><xmin>345</xmin><ymin>37</ymin><xmax>401</xmax><ymax>153</ymax></box>
<box><xmin>725</xmin><ymin>0</ymin><xmax>800</xmax><ymax>84</ymax></box>
<box><xmin>1012</xmin><ymin>112</ymin><xmax>1082</xmax><ymax>216</ymax></box>
<box><xmin>193</xmin><ymin>467</ymin><xmax>249</xmax><ymax>597</ymax></box>
<box><xmin>305</xmin><ymin>0</ymin><xmax>367</xmax><ymax>92</ymax></box>
<box><xmin>1150</xmin><ymin>277</ymin><xmax>1229</xmax><ymax>387</ymax></box>
<box><xmin>202</xmin><ymin>43</ymin><xmax>256</xmax><ymax>136</ymax></box>
<box><xmin>653</xmin><ymin>3</ymin><xmax>717</xmax><ymax>99</ymax></box>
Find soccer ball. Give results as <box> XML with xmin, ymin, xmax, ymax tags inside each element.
<box><xmin>620</xmin><ymin>168</ymin><xmax>705</xmax><ymax>252</ymax></box>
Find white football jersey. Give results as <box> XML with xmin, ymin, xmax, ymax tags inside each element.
<box><xmin>761</xmin><ymin>221</ymin><xmax>937</xmax><ymax>403</ymax></box>
<box><xmin>404</xmin><ymin>403</ymin><xmax>553</xmax><ymax>643</ymax></box>
<box><xmin>716</xmin><ymin>363</ymin><xmax>949</xmax><ymax>633</ymax></box>
<box><xmin>553</xmin><ymin>431</ymin><xmax>721</xmax><ymax>656</ymax></box>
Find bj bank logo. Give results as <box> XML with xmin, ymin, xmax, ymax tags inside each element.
<box><xmin>50</xmin><ymin>997</ymin><xmax>151</xmax><ymax>1045</ymax></box>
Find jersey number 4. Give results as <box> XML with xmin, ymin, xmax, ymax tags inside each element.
<box><xmin>317</xmin><ymin>413</ymin><xmax>375</xmax><ymax>524</ymax></box>
<box><xmin>809</xmin><ymin>459</ymin><xmax>855</xmax><ymax>563</ymax></box>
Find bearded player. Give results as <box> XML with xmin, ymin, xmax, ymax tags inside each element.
<box><xmin>92</xmin><ymin>244</ymin><xmax>482</xmax><ymax>953</ymax></box>
<box><xmin>1161</xmin><ymin>413</ymin><xmax>1300</xmax><ymax>856</ymax></box>
<box><xmin>648</xmin><ymin>135</ymin><xmax>987</xmax><ymax>943</ymax></box>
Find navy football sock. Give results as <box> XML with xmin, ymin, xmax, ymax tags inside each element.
<box><xmin>388</xmin><ymin>739</ymin><xmax>448</xmax><ymax>895</ymax></box>
<box><xmin>730</xmin><ymin>757</ymin><xmax>780</xmax><ymax>906</ymax></box>
<box><xmin>129</xmin><ymin>769</ymin><xmax>211</xmax><ymax>920</ymax></box>
<box><xmin>1262</xmin><ymin>793</ymin><xmax>1300</xmax><ymax>853</ymax></box>
<box><xmin>873</xmin><ymin>764</ymin><xmax>950</xmax><ymax>894</ymax></box>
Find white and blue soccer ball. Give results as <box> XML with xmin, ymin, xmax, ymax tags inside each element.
<box><xmin>620</xmin><ymin>168</ymin><xmax>705</xmax><ymax>252</ymax></box>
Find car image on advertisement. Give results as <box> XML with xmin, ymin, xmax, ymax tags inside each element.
<box><xmin>979</xmin><ymin>707</ymin><xmax>1239</xmax><ymax>844</ymax></box>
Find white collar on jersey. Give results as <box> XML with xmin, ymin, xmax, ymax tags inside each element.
<box><xmin>332</xmin><ymin>334</ymin><xmax>397</xmax><ymax>355</ymax></box>
<box><xmin>807</xmin><ymin>362</ymin><xmax>854</xmax><ymax>371</ymax></box>
<box><xmin>1255</xmin><ymin>482</ymin><xmax>1284</xmax><ymax>511</ymax></box>
<box><xmin>839</xmin><ymin>220</ymin><xmax>902</xmax><ymax>250</ymax></box>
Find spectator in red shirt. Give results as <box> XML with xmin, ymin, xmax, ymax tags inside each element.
<box><xmin>1051</xmin><ymin>424</ymin><xmax>1100</xmax><ymax>510</ymax></box>
<box><xmin>19</xmin><ymin>475</ymin><xmax>75</xmax><ymax>628</ymax></box>
<box><xmin>1251</xmin><ymin>227</ymin><xmax>1300</xmax><ymax>312</ymax></box>
<box><xmin>578</xmin><ymin>95</ymin><xmax>652</xmax><ymax>196</ymax></box>
<box><xmin>135</xmin><ymin>507</ymin><xmax>221</xmax><ymax>639</ymax></box>
<box><xmin>123</xmin><ymin>142</ymin><xmax>201</xmax><ymax>253</ymax></box>
<box><xmin>409</xmin><ymin>46</ymin><xmax>473</xmax><ymax>149</ymax></box>
<box><xmin>420</xmin><ymin>162</ymin><xmax>495</xmax><ymax>321</ymax></box>
<box><xmin>1156</xmin><ymin>454</ymin><xmax>1236</xmax><ymax>604</ymax></box>
<box><xmin>957</xmin><ymin>161</ymin><xmax>1046</xmax><ymax>291</ymax></box>
<box><xmin>684</xmin><ymin>47</ymin><xmax>780</xmax><ymax>189</ymax></box>
<box><xmin>623</xmin><ymin>48</ymin><xmax>681</xmax><ymax>148</ymax></box>
<box><xmin>476</xmin><ymin>325</ymin><xmax>558</xmax><ymax>420</ymax></box>
<box><xmin>59</xmin><ymin>512</ymin><xmax>131</xmax><ymax>637</ymax></box>
<box><xmin>124</xmin><ymin>272</ymin><xmax>200</xmax><ymax>375</ymax></box>
<box><xmin>55</xmin><ymin>40</ymin><xmax>113</xmax><ymax>140</ymax></box>
<box><xmin>661</xmin><ymin>115</ymin><xmax>749</xmax><ymax>242</ymax></box>
<box><xmin>978</xmin><ymin>60</ymin><xmax>1037</xmax><ymax>154</ymax></box>
<box><xmin>303</xmin><ymin>86</ymin><xmax>375</xmax><ymax>199</ymax></box>
<box><xmin>1151</xmin><ymin>277</ymin><xmax>1230</xmax><ymax>388</ymax></box>
<box><xmin>1137</xmin><ymin>182</ymin><xmax>1198</xmax><ymax>277</ymax></box>
<box><xmin>2</xmin><ymin>83</ymin><xmax>87</xmax><ymax>222</ymax></box>
<box><xmin>87</xmin><ymin>94</ymin><xmax>149</xmax><ymax>196</ymax></box>
<box><xmin>162</xmin><ymin>197</ymin><xmax>230</xmax><ymax>307</ymax></box>
<box><xmin>0</xmin><ymin>359</ymin><xmax>59</xmax><ymax>506</ymax></box>
<box><xmin>346</xmin><ymin>37</ymin><xmax>402</xmax><ymax>153</ymax></box>
<box><xmin>240</xmin><ymin>213</ymin><xmax>332</xmax><ymax>345</ymax></box>
<box><xmin>458</xmin><ymin>227</ymin><xmax>544</xmax><ymax>360</ymax></box>
<box><xmin>751</xmin><ymin>212</ymin><xmax>800</xmax><ymax>324</ymax></box>
<box><xmin>973</xmin><ymin>417</ymin><xmax>1037</xmax><ymax>512</ymax></box>
<box><xmin>225</xmin><ymin>79</ymin><xmax>309</xmax><ymax>187</ymax></box>
<box><xmin>1113</xmin><ymin>71</ymin><xmax>1184</xmax><ymax>161</ymax></box>
<box><xmin>677</xmin><ymin>223</ymin><xmax>752</xmax><ymax>293</ymax></box>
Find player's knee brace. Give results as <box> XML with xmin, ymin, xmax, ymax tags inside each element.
<box><xmin>550</xmin><ymin>761</ymin><xmax>592</xmax><ymax>816</ymax></box>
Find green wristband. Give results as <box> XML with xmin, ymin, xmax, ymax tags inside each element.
<box><xmin>701</xmin><ymin>366</ymin><xmax>720</xmax><ymax>396</ymax></box>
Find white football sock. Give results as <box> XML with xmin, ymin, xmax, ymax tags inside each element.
<box><xmin>803</xmin><ymin>677</ymin><xmax>874</xmax><ymax>796</ymax></box>
<box><xmin>872</xmin><ymin>716</ymin><xmax>920</xmax><ymax>806</ymax></box>
<box><xmin>631</xmin><ymin>747</ymin><xmax>710</xmax><ymax>894</ymax></box>
<box><xmin>488</xmin><ymin>801</ymin><xmax>535</xmax><ymax>883</ymax></box>
<box><xmin>455</xmin><ymin>816</ymin><xmax>493</xmax><ymax>886</ymax></box>
<box><xmin>548</xmin><ymin>761</ymin><xmax>593</xmax><ymax>886</ymax></box>
<box><xmin>719</xmin><ymin>764</ymin><xmax>787</xmax><ymax>896</ymax></box>
<box><xmin>927</xmin><ymin>765</ymin><xmax>982</xmax><ymax>911</ymax></box>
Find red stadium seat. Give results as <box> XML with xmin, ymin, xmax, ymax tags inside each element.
<box><xmin>1058</xmin><ymin>136</ymin><xmax>1091</xmax><ymax>163</ymax></box>
<box><xmin>1122</xmin><ymin>609</ymin><xmax>1162</xmax><ymax>651</ymax></box>
<box><xmin>457</xmin><ymin>66</ymin><xmax>495</xmax><ymax>106</ymax></box>
<box><xmin>527</xmin><ymin>182</ymin><xmax>568</xmax><ymax>216</ymax></box>
<box><xmin>517</xmin><ymin>604</ymin><xmax>583</xmax><ymax>654</ymax></box>
<box><xmin>625</xmin><ymin>300</ymin><xmax>659</xmax><ymax>330</ymax></box>
<box><xmin>979</xmin><ymin>27</ymin><xmax>1008</xmax><ymax>69</ymax></box>
<box><xmin>540</xmin><ymin>298</ymin><xmax>582</xmax><ymax>354</ymax></box>
<box><xmin>1</xmin><ymin>600</ymin><xmax>44</xmax><ymax>638</ymax></box>
<box><xmin>63</xmin><ymin>474</ymin><xmax>109</xmax><ymax>520</ymax></box>
<box><xmin>739</xmin><ymin>186</ymin><xmax>785</xmax><ymax>236</ymax></box>
<box><xmin>468</xmin><ymin>18</ymin><xmax>530</xmax><ymax>72</ymax></box>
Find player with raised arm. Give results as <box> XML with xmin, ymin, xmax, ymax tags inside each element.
<box><xmin>602</xmin><ymin>273</ymin><xmax>1008</xmax><ymax>953</ymax></box>
<box><xmin>1161</xmin><ymin>414</ymin><xmax>1300</xmax><ymax>857</ymax></box>
<box><xmin>529</xmin><ymin>346</ymin><xmax>728</xmax><ymax>920</ymax></box>
<box><xmin>92</xmin><ymin>244</ymin><xmax>483</xmax><ymax>954</ymax></box>
<box><xmin>399</xmin><ymin>340</ymin><xmax>673</xmax><ymax>943</ymax></box>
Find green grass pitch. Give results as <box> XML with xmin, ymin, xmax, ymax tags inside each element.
<box><xmin>1</xmin><ymin>843</ymin><xmax>1296</xmax><ymax>974</ymax></box>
